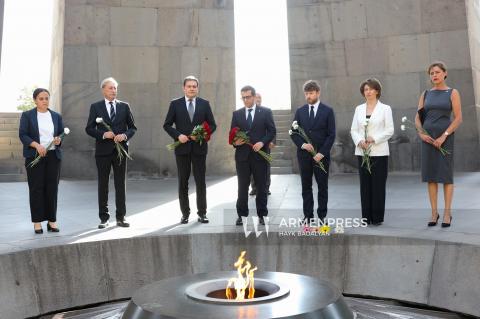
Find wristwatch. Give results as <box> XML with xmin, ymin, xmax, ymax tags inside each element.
<box><xmin>444</xmin><ymin>131</ymin><xmax>450</xmax><ymax>136</ymax></box>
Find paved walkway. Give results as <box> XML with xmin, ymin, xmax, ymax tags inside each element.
<box><xmin>1</xmin><ymin>173</ymin><xmax>479</xmax><ymax>254</ymax></box>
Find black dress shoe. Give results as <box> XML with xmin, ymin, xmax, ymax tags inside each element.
<box><xmin>34</xmin><ymin>228</ymin><xmax>43</xmax><ymax>234</ymax></box>
<box><xmin>98</xmin><ymin>220</ymin><xmax>109</xmax><ymax>229</ymax></box>
<box><xmin>371</xmin><ymin>221</ymin><xmax>383</xmax><ymax>226</ymax></box>
<box><xmin>236</xmin><ymin>217</ymin><xmax>243</xmax><ymax>226</ymax></box>
<box><xmin>198</xmin><ymin>215</ymin><xmax>209</xmax><ymax>223</ymax></box>
<box><xmin>116</xmin><ymin>220</ymin><xmax>130</xmax><ymax>227</ymax></box>
<box><xmin>259</xmin><ymin>216</ymin><xmax>265</xmax><ymax>225</ymax></box>
<box><xmin>47</xmin><ymin>223</ymin><xmax>60</xmax><ymax>232</ymax></box>
<box><xmin>441</xmin><ymin>215</ymin><xmax>452</xmax><ymax>228</ymax></box>
<box><xmin>249</xmin><ymin>190</ymin><xmax>256</xmax><ymax>196</ymax></box>
<box><xmin>428</xmin><ymin>214</ymin><xmax>440</xmax><ymax>227</ymax></box>
<box><xmin>180</xmin><ymin>216</ymin><xmax>189</xmax><ymax>224</ymax></box>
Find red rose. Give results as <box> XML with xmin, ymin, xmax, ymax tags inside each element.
<box><xmin>229</xmin><ymin>127</ymin><xmax>239</xmax><ymax>145</ymax></box>
<box><xmin>202</xmin><ymin>121</ymin><xmax>212</xmax><ymax>142</ymax></box>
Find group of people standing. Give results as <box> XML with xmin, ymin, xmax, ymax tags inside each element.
<box><xmin>19</xmin><ymin>61</ymin><xmax>462</xmax><ymax>234</ymax></box>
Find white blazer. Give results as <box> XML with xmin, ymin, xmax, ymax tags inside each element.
<box><xmin>350</xmin><ymin>101</ymin><xmax>394</xmax><ymax>156</ymax></box>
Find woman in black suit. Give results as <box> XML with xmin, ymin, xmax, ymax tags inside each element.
<box><xmin>19</xmin><ymin>88</ymin><xmax>64</xmax><ymax>234</ymax></box>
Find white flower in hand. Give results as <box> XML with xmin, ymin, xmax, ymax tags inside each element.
<box><xmin>400</xmin><ymin>125</ymin><xmax>406</xmax><ymax>131</ymax></box>
<box><xmin>292</xmin><ymin>123</ymin><xmax>299</xmax><ymax>130</ymax></box>
<box><xmin>96</xmin><ymin>117</ymin><xmax>103</xmax><ymax>123</ymax></box>
<box><xmin>401</xmin><ymin>116</ymin><xmax>407</xmax><ymax>123</ymax></box>
<box><xmin>64</xmin><ymin>127</ymin><xmax>70</xmax><ymax>135</ymax></box>
<box><xmin>288</xmin><ymin>129</ymin><xmax>293</xmax><ymax>135</ymax></box>
<box><xmin>292</xmin><ymin>120</ymin><xmax>297</xmax><ymax>126</ymax></box>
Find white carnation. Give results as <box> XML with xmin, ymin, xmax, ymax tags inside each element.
<box><xmin>96</xmin><ymin>117</ymin><xmax>103</xmax><ymax>123</ymax></box>
<box><xmin>64</xmin><ymin>127</ymin><xmax>70</xmax><ymax>135</ymax></box>
<box><xmin>288</xmin><ymin>130</ymin><xmax>293</xmax><ymax>135</ymax></box>
<box><xmin>401</xmin><ymin>116</ymin><xmax>407</xmax><ymax>123</ymax></box>
<box><xmin>400</xmin><ymin>125</ymin><xmax>405</xmax><ymax>131</ymax></box>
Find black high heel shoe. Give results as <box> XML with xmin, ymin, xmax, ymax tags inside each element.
<box><xmin>34</xmin><ymin>227</ymin><xmax>43</xmax><ymax>234</ymax></box>
<box><xmin>428</xmin><ymin>213</ymin><xmax>440</xmax><ymax>227</ymax></box>
<box><xmin>441</xmin><ymin>215</ymin><xmax>452</xmax><ymax>228</ymax></box>
<box><xmin>47</xmin><ymin>223</ymin><xmax>60</xmax><ymax>232</ymax></box>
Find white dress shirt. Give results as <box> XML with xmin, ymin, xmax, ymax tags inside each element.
<box><xmin>350</xmin><ymin>101</ymin><xmax>394</xmax><ymax>156</ymax></box>
<box><xmin>308</xmin><ymin>100</ymin><xmax>320</xmax><ymax>118</ymax></box>
<box><xmin>37</xmin><ymin>110</ymin><xmax>55</xmax><ymax>150</ymax></box>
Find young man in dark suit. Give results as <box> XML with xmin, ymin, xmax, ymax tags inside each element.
<box><xmin>231</xmin><ymin>86</ymin><xmax>276</xmax><ymax>226</ymax></box>
<box><xmin>85</xmin><ymin>77</ymin><xmax>137</xmax><ymax>229</ymax></box>
<box><xmin>290</xmin><ymin>80</ymin><xmax>336</xmax><ymax>222</ymax></box>
<box><xmin>163</xmin><ymin>76</ymin><xmax>217</xmax><ymax>224</ymax></box>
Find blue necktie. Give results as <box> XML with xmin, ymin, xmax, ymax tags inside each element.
<box><xmin>247</xmin><ymin>108</ymin><xmax>253</xmax><ymax>129</ymax></box>
<box><xmin>109</xmin><ymin>101</ymin><xmax>116</xmax><ymax>122</ymax></box>
<box><xmin>309</xmin><ymin>105</ymin><xmax>315</xmax><ymax>125</ymax></box>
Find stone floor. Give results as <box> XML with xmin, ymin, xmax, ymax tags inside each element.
<box><xmin>1</xmin><ymin>172</ymin><xmax>480</xmax><ymax>254</ymax></box>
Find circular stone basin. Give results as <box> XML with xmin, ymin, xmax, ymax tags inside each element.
<box><xmin>185</xmin><ymin>278</ymin><xmax>290</xmax><ymax>304</ymax></box>
<box><xmin>122</xmin><ymin>271</ymin><xmax>354</xmax><ymax>319</ymax></box>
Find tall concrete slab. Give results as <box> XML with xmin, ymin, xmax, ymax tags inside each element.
<box><xmin>57</xmin><ymin>0</ymin><xmax>235</xmax><ymax>178</ymax></box>
<box><xmin>287</xmin><ymin>0</ymin><xmax>480</xmax><ymax>173</ymax></box>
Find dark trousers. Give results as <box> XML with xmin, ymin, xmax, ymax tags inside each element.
<box><xmin>298</xmin><ymin>155</ymin><xmax>329</xmax><ymax>219</ymax></box>
<box><xmin>250</xmin><ymin>164</ymin><xmax>271</xmax><ymax>192</ymax></box>
<box><xmin>175</xmin><ymin>153</ymin><xmax>207</xmax><ymax>217</ymax></box>
<box><xmin>96</xmin><ymin>152</ymin><xmax>127</xmax><ymax>222</ymax></box>
<box><xmin>26</xmin><ymin>151</ymin><xmax>61</xmax><ymax>223</ymax></box>
<box><xmin>357</xmin><ymin>156</ymin><xmax>388</xmax><ymax>224</ymax></box>
<box><xmin>236</xmin><ymin>154</ymin><xmax>268</xmax><ymax>217</ymax></box>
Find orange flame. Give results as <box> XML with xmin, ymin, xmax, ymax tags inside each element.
<box><xmin>226</xmin><ymin>251</ymin><xmax>257</xmax><ymax>300</ymax></box>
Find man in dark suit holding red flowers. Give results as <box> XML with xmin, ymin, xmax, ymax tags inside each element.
<box><xmin>230</xmin><ymin>85</ymin><xmax>276</xmax><ymax>226</ymax></box>
<box><xmin>164</xmin><ymin>76</ymin><xmax>217</xmax><ymax>224</ymax></box>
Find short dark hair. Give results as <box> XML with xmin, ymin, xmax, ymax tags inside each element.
<box><xmin>240</xmin><ymin>85</ymin><xmax>256</xmax><ymax>97</ymax></box>
<box><xmin>303</xmin><ymin>80</ymin><xmax>320</xmax><ymax>92</ymax></box>
<box><xmin>183</xmin><ymin>75</ymin><xmax>199</xmax><ymax>87</ymax></box>
<box><xmin>360</xmin><ymin>78</ymin><xmax>382</xmax><ymax>98</ymax></box>
<box><xmin>33</xmin><ymin>88</ymin><xmax>50</xmax><ymax>100</ymax></box>
<box><xmin>427</xmin><ymin>61</ymin><xmax>447</xmax><ymax>80</ymax></box>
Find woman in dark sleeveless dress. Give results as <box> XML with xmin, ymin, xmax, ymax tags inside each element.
<box><xmin>415</xmin><ymin>62</ymin><xmax>462</xmax><ymax>228</ymax></box>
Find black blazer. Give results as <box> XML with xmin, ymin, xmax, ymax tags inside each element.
<box><xmin>163</xmin><ymin>97</ymin><xmax>217</xmax><ymax>156</ymax></box>
<box><xmin>19</xmin><ymin>108</ymin><xmax>64</xmax><ymax>160</ymax></box>
<box><xmin>230</xmin><ymin>106</ymin><xmax>276</xmax><ymax>162</ymax></box>
<box><xmin>85</xmin><ymin>100</ymin><xmax>137</xmax><ymax>157</ymax></box>
<box><xmin>290</xmin><ymin>103</ymin><xmax>336</xmax><ymax>159</ymax></box>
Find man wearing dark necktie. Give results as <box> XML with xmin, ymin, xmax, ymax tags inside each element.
<box><xmin>85</xmin><ymin>77</ymin><xmax>137</xmax><ymax>229</ymax></box>
<box><xmin>290</xmin><ymin>80</ymin><xmax>336</xmax><ymax>222</ymax></box>
<box><xmin>163</xmin><ymin>76</ymin><xmax>217</xmax><ymax>224</ymax></box>
<box><xmin>230</xmin><ymin>86</ymin><xmax>276</xmax><ymax>226</ymax></box>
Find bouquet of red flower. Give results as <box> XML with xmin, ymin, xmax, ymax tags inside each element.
<box><xmin>167</xmin><ymin>121</ymin><xmax>212</xmax><ymax>150</ymax></box>
<box><xmin>190</xmin><ymin>121</ymin><xmax>212</xmax><ymax>146</ymax></box>
<box><xmin>228</xmin><ymin>127</ymin><xmax>273</xmax><ymax>163</ymax></box>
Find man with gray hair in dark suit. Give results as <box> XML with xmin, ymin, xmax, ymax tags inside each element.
<box><xmin>85</xmin><ymin>77</ymin><xmax>137</xmax><ymax>229</ymax></box>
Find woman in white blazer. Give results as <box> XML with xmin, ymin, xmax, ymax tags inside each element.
<box><xmin>350</xmin><ymin>78</ymin><xmax>394</xmax><ymax>225</ymax></box>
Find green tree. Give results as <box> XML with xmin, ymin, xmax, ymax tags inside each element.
<box><xmin>16</xmin><ymin>86</ymin><xmax>37</xmax><ymax>111</ymax></box>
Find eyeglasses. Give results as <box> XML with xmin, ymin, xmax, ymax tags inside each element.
<box><xmin>241</xmin><ymin>95</ymin><xmax>253</xmax><ymax>101</ymax></box>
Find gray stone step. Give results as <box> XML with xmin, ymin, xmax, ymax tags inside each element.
<box><xmin>271</xmin><ymin>159</ymin><xmax>292</xmax><ymax>167</ymax></box>
<box><xmin>0</xmin><ymin>160</ymin><xmax>25</xmax><ymax>174</ymax></box>
<box><xmin>271</xmin><ymin>110</ymin><xmax>292</xmax><ymax>115</ymax></box>
<box><xmin>273</xmin><ymin>114</ymin><xmax>293</xmax><ymax>122</ymax></box>
<box><xmin>276</xmin><ymin>132</ymin><xmax>291</xmax><ymax>139</ymax></box>
<box><xmin>0</xmin><ymin>174</ymin><xmax>26</xmax><ymax>182</ymax></box>
<box><xmin>0</xmin><ymin>144</ymin><xmax>22</xmax><ymax>151</ymax></box>
<box><xmin>0</xmin><ymin>112</ymin><xmax>21</xmax><ymax>118</ymax></box>
<box><xmin>274</xmin><ymin>138</ymin><xmax>290</xmax><ymax>146</ymax></box>
<box><xmin>0</xmin><ymin>118</ymin><xmax>20</xmax><ymax>125</ymax></box>
<box><xmin>270</xmin><ymin>145</ymin><xmax>291</xmax><ymax>154</ymax></box>
<box><xmin>271</xmin><ymin>166</ymin><xmax>293</xmax><ymax>174</ymax></box>
<box><xmin>0</xmin><ymin>123</ymin><xmax>19</xmax><ymax>130</ymax></box>
<box><xmin>0</xmin><ymin>131</ymin><xmax>18</xmax><ymax>138</ymax></box>
<box><xmin>0</xmin><ymin>150</ymin><xmax>23</xmax><ymax>160</ymax></box>
<box><xmin>0</xmin><ymin>137</ymin><xmax>21</xmax><ymax>145</ymax></box>
<box><xmin>271</xmin><ymin>152</ymin><xmax>285</xmax><ymax>160</ymax></box>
